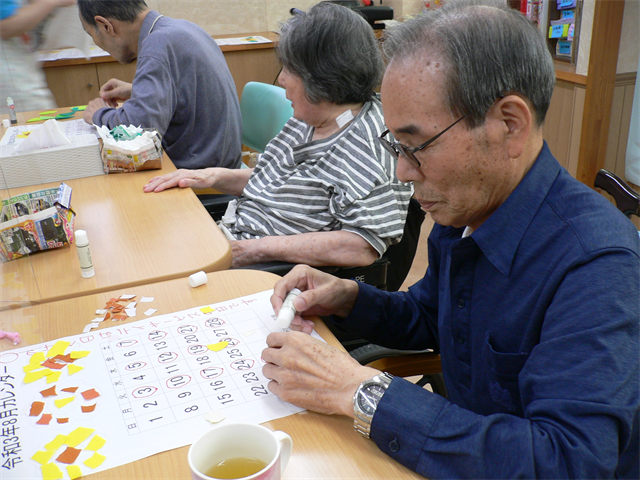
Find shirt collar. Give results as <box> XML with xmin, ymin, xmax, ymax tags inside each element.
<box><xmin>138</xmin><ymin>10</ymin><xmax>161</xmax><ymax>47</ymax></box>
<box><xmin>470</xmin><ymin>141</ymin><xmax>561</xmax><ymax>277</ymax></box>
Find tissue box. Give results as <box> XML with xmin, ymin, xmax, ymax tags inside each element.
<box><xmin>101</xmin><ymin>128</ymin><xmax>163</xmax><ymax>173</ymax></box>
<box><xmin>0</xmin><ymin>183</ymin><xmax>75</xmax><ymax>262</ymax></box>
<box><xmin>0</xmin><ymin>121</ymin><xmax>103</xmax><ymax>189</ymax></box>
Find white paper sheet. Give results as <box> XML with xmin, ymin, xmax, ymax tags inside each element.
<box><xmin>2</xmin><ymin>290</ymin><xmax>322</xmax><ymax>479</ymax></box>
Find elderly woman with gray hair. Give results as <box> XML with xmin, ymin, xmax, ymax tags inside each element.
<box><xmin>144</xmin><ymin>2</ymin><xmax>412</xmax><ymax>269</ymax></box>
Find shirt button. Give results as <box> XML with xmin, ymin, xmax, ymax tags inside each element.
<box><xmin>389</xmin><ymin>439</ymin><xmax>400</xmax><ymax>453</ymax></box>
<box><xmin>457</xmin><ymin>334</ymin><xmax>466</xmax><ymax>344</ymax></box>
<box><xmin>458</xmin><ymin>298</ymin><xmax>465</xmax><ymax>308</ymax></box>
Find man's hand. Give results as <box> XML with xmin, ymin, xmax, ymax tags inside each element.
<box><xmin>143</xmin><ymin>169</ymin><xmax>216</xmax><ymax>193</ymax></box>
<box><xmin>271</xmin><ymin>265</ymin><xmax>360</xmax><ymax>334</ymax></box>
<box><xmin>100</xmin><ymin>78</ymin><xmax>133</xmax><ymax>107</ymax></box>
<box><xmin>83</xmin><ymin>97</ymin><xmax>108</xmax><ymax>124</ymax></box>
<box><xmin>262</xmin><ymin>331</ymin><xmax>379</xmax><ymax>416</ymax></box>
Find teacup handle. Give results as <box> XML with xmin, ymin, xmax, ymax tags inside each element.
<box><xmin>274</xmin><ymin>431</ymin><xmax>293</xmax><ymax>474</ymax></box>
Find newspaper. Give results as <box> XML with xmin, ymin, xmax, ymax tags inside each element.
<box><xmin>0</xmin><ymin>183</ymin><xmax>75</xmax><ymax>262</ymax></box>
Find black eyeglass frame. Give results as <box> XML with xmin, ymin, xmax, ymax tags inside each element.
<box><xmin>378</xmin><ymin>115</ymin><xmax>466</xmax><ymax>168</ymax></box>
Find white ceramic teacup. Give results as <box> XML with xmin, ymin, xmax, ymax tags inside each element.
<box><xmin>188</xmin><ymin>423</ymin><xmax>293</xmax><ymax>480</ymax></box>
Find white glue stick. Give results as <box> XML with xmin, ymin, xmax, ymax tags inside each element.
<box><xmin>275</xmin><ymin>288</ymin><xmax>301</xmax><ymax>329</ymax></box>
<box><xmin>75</xmin><ymin>230</ymin><xmax>95</xmax><ymax>278</ymax></box>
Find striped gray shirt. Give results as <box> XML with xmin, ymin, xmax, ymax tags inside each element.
<box><xmin>222</xmin><ymin>98</ymin><xmax>413</xmax><ymax>257</ymax></box>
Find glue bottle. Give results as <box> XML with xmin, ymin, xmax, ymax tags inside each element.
<box><xmin>6</xmin><ymin>97</ymin><xmax>17</xmax><ymax>125</ymax></box>
<box><xmin>75</xmin><ymin>230</ymin><xmax>95</xmax><ymax>278</ymax></box>
<box><xmin>275</xmin><ymin>288</ymin><xmax>301</xmax><ymax>329</ymax></box>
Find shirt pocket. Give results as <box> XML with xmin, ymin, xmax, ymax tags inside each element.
<box><xmin>482</xmin><ymin>333</ymin><xmax>530</xmax><ymax>416</ymax></box>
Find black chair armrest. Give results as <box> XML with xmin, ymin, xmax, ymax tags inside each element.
<box><xmin>594</xmin><ymin>169</ymin><xmax>640</xmax><ymax>218</ymax></box>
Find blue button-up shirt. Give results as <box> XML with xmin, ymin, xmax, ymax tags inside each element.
<box><xmin>340</xmin><ymin>143</ymin><xmax>639</xmax><ymax>478</ymax></box>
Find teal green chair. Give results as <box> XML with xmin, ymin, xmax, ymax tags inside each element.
<box><xmin>240</xmin><ymin>82</ymin><xmax>293</xmax><ymax>153</ymax></box>
<box><xmin>198</xmin><ymin>82</ymin><xmax>293</xmax><ymax>215</ymax></box>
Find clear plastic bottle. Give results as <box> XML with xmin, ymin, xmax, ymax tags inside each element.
<box><xmin>75</xmin><ymin>230</ymin><xmax>95</xmax><ymax>278</ymax></box>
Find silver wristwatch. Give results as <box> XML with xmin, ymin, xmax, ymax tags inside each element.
<box><xmin>353</xmin><ymin>372</ymin><xmax>394</xmax><ymax>438</ymax></box>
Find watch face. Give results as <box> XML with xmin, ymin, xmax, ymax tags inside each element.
<box><xmin>356</xmin><ymin>384</ymin><xmax>387</xmax><ymax>415</ymax></box>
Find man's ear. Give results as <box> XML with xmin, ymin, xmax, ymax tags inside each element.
<box><xmin>488</xmin><ymin>94</ymin><xmax>532</xmax><ymax>159</ymax></box>
<box><xmin>94</xmin><ymin>16</ymin><xmax>116</xmax><ymax>36</ymax></box>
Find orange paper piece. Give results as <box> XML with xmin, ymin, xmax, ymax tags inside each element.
<box><xmin>81</xmin><ymin>388</ymin><xmax>100</xmax><ymax>400</ymax></box>
<box><xmin>57</xmin><ymin>418</ymin><xmax>69</xmax><ymax>424</ymax></box>
<box><xmin>40</xmin><ymin>386</ymin><xmax>57</xmax><ymax>397</ymax></box>
<box><xmin>30</xmin><ymin>401</ymin><xmax>45</xmax><ymax>416</ymax></box>
<box><xmin>112</xmin><ymin>314</ymin><xmax>127</xmax><ymax>321</ymax></box>
<box><xmin>61</xmin><ymin>387</ymin><xmax>78</xmax><ymax>393</ymax></box>
<box><xmin>54</xmin><ymin>353</ymin><xmax>74</xmax><ymax>363</ymax></box>
<box><xmin>36</xmin><ymin>413</ymin><xmax>53</xmax><ymax>425</ymax></box>
<box><xmin>42</xmin><ymin>359</ymin><xmax>66</xmax><ymax>370</ymax></box>
<box><xmin>56</xmin><ymin>446</ymin><xmax>81</xmax><ymax>464</ymax></box>
<box><xmin>81</xmin><ymin>404</ymin><xmax>97</xmax><ymax>413</ymax></box>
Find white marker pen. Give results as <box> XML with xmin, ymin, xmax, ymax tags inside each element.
<box><xmin>275</xmin><ymin>288</ymin><xmax>301</xmax><ymax>329</ymax></box>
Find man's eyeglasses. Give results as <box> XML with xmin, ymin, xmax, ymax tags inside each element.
<box><xmin>378</xmin><ymin>116</ymin><xmax>466</xmax><ymax>168</ymax></box>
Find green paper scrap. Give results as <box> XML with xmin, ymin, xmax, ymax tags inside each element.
<box><xmin>39</xmin><ymin>116</ymin><xmax>55</xmax><ymax>120</ymax></box>
<box><xmin>39</xmin><ymin>110</ymin><xmax>57</xmax><ymax>115</ymax></box>
<box><xmin>55</xmin><ymin>114</ymin><xmax>75</xmax><ymax>119</ymax></box>
<box><xmin>27</xmin><ymin>117</ymin><xmax>43</xmax><ymax>123</ymax></box>
<box><xmin>110</xmin><ymin>125</ymin><xmax>141</xmax><ymax>141</ymax></box>
<box><xmin>72</xmin><ymin>106</ymin><xmax>87</xmax><ymax>111</ymax></box>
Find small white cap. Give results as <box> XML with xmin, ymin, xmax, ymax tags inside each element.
<box><xmin>275</xmin><ymin>307</ymin><xmax>295</xmax><ymax>329</ymax></box>
<box><xmin>189</xmin><ymin>271</ymin><xmax>208</xmax><ymax>288</ymax></box>
<box><xmin>74</xmin><ymin>229</ymin><xmax>88</xmax><ymax>245</ymax></box>
<box><xmin>2</xmin><ymin>119</ymin><xmax>10</xmax><ymax>128</ymax></box>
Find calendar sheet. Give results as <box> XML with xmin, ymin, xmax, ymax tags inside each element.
<box><xmin>1</xmin><ymin>289</ymin><xmax>319</xmax><ymax>479</ymax></box>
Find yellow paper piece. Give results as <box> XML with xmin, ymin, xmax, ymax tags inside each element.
<box><xmin>30</xmin><ymin>351</ymin><xmax>46</xmax><ymax>365</ymax></box>
<box><xmin>207</xmin><ymin>341</ymin><xmax>229</xmax><ymax>352</ymax></box>
<box><xmin>67</xmin><ymin>364</ymin><xmax>84</xmax><ymax>375</ymax></box>
<box><xmin>46</xmin><ymin>371</ymin><xmax>62</xmax><ymax>383</ymax></box>
<box><xmin>65</xmin><ymin>427</ymin><xmax>95</xmax><ymax>447</ymax></box>
<box><xmin>66</xmin><ymin>465</ymin><xmax>83</xmax><ymax>480</ymax></box>
<box><xmin>70</xmin><ymin>350</ymin><xmax>90</xmax><ymax>359</ymax></box>
<box><xmin>46</xmin><ymin>340</ymin><xmax>70</xmax><ymax>358</ymax></box>
<box><xmin>85</xmin><ymin>435</ymin><xmax>106</xmax><ymax>451</ymax></box>
<box><xmin>45</xmin><ymin>434</ymin><xmax>67</xmax><ymax>451</ymax></box>
<box><xmin>41</xmin><ymin>463</ymin><xmax>63</xmax><ymax>480</ymax></box>
<box><xmin>200</xmin><ymin>306</ymin><xmax>215</xmax><ymax>313</ymax></box>
<box><xmin>23</xmin><ymin>362</ymin><xmax>42</xmax><ymax>373</ymax></box>
<box><xmin>24</xmin><ymin>369</ymin><xmax>52</xmax><ymax>384</ymax></box>
<box><xmin>32</xmin><ymin>449</ymin><xmax>55</xmax><ymax>465</ymax></box>
<box><xmin>54</xmin><ymin>396</ymin><xmax>75</xmax><ymax>409</ymax></box>
<box><xmin>83</xmin><ymin>451</ymin><xmax>106</xmax><ymax>469</ymax></box>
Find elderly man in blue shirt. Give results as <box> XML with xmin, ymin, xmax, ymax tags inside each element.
<box><xmin>261</xmin><ymin>0</ymin><xmax>640</xmax><ymax>478</ymax></box>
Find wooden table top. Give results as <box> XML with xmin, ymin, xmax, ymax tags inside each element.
<box><xmin>0</xmin><ymin>110</ymin><xmax>232</xmax><ymax>308</ymax></box>
<box><xmin>1</xmin><ymin>269</ymin><xmax>422</xmax><ymax>480</ymax></box>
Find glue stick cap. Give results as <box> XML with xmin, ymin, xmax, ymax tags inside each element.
<box><xmin>2</xmin><ymin>119</ymin><xmax>9</xmax><ymax>128</ymax></box>
<box><xmin>189</xmin><ymin>271</ymin><xmax>208</xmax><ymax>288</ymax></box>
<box><xmin>75</xmin><ymin>230</ymin><xmax>88</xmax><ymax>245</ymax></box>
<box><xmin>275</xmin><ymin>307</ymin><xmax>295</xmax><ymax>329</ymax></box>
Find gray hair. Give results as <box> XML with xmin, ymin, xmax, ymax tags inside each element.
<box><xmin>382</xmin><ymin>0</ymin><xmax>555</xmax><ymax>127</ymax></box>
<box><xmin>276</xmin><ymin>2</ymin><xmax>384</xmax><ymax>105</ymax></box>
<box><xmin>79</xmin><ymin>0</ymin><xmax>148</xmax><ymax>27</ymax></box>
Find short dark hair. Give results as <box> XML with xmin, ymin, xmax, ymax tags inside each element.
<box><xmin>78</xmin><ymin>0</ymin><xmax>148</xmax><ymax>27</ymax></box>
<box><xmin>382</xmin><ymin>0</ymin><xmax>555</xmax><ymax>127</ymax></box>
<box><xmin>276</xmin><ymin>1</ymin><xmax>384</xmax><ymax>105</ymax></box>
